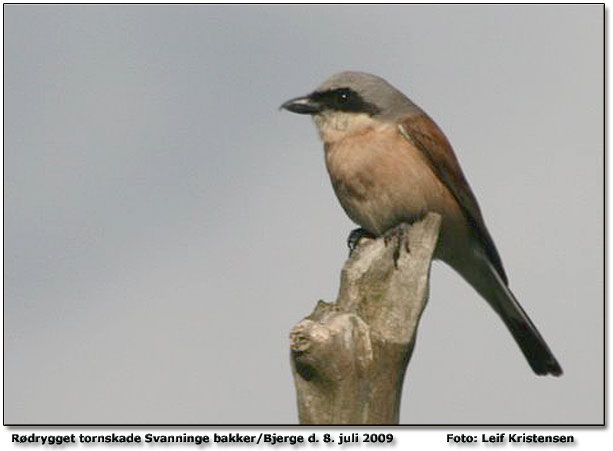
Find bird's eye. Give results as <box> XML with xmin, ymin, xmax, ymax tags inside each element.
<box><xmin>337</xmin><ymin>90</ymin><xmax>350</xmax><ymax>103</ymax></box>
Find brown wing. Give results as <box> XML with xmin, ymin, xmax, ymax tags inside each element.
<box><xmin>399</xmin><ymin>113</ymin><xmax>508</xmax><ymax>285</ymax></box>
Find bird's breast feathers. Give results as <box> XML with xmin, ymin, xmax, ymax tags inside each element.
<box><xmin>322</xmin><ymin>119</ymin><xmax>463</xmax><ymax>236</ymax></box>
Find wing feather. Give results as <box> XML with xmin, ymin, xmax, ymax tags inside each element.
<box><xmin>399</xmin><ymin>113</ymin><xmax>508</xmax><ymax>285</ymax></box>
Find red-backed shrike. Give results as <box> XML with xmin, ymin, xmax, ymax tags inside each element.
<box><xmin>282</xmin><ymin>71</ymin><xmax>561</xmax><ymax>376</ymax></box>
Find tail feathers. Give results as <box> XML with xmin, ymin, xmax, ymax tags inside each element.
<box><xmin>465</xmin><ymin>255</ymin><xmax>563</xmax><ymax>376</ymax></box>
<box><xmin>505</xmin><ymin>311</ymin><xmax>563</xmax><ymax>376</ymax></box>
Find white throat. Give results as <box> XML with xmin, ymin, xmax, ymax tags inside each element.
<box><xmin>312</xmin><ymin>111</ymin><xmax>381</xmax><ymax>143</ymax></box>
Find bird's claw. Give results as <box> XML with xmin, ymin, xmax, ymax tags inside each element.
<box><xmin>347</xmin><ymin>228</ymin><xmax>376</xmax><ymax>255</ymax></box>
<box><xmin>383</xmin><ymin>225</ymin><xmax>410</xmax><ymax>268</ymax></box>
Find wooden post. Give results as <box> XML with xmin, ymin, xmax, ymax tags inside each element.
<box><xmin>289</xmin><ymin>213</ymin><xmax>441</xmax><ymax>424</ymax></box>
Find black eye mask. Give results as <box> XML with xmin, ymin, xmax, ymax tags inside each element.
<box><xmin>309</xmin><ymin>88</ymin><xmax>380</xmax><ymax>116</ymax></box>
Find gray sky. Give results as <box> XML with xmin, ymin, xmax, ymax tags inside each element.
<box><xmin>4</xmin><ymin>4</ymin><xmax>603</xmax><ymax>424</ymax></box>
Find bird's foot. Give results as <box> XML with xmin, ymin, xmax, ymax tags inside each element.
<box><xmin>347</xmin><ymin>228</ymin><xmax>376</xmax><ymax>255</ymax></box>
<box><xmin>383</xmin><ymin>224</ymin><xmax>410</xmax><ymax>268</ymax></box>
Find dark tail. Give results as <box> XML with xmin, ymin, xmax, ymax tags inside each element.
<box><xmin>497</xmin><ymin>284</ymin><xmax>563</xmax><ymax>376</ymax></box>
<box><xmin>461</xmin><ymin>254</ymin><xmax>563</xmax><ymax>376</ymax></box>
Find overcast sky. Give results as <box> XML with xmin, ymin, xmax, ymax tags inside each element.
<box><xmin>4</xmin><ymin>4</ymin><xmax>603</xmax><ymax>424</ymax></box>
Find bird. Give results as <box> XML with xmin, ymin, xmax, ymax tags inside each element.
<box><xmin>281</xmin><ymin>71</ymin><xmax>562</xmax><ymax>376</ymax></box>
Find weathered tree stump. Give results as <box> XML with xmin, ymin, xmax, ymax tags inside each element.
<box><xmin>289</xmin><ymin>212</ymin><xmax>442</xmax><ymax>424</ymax></box>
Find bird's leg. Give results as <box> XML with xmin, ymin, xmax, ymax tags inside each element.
<box><xmin>347</xmin><ymin>228</ymin><xmax>376</xmax><ymax>255</ymax></box>
<box><xmin>383</xmin><ymin>224</ymin><xmax>410</xmax><ymax>268</ymax></box>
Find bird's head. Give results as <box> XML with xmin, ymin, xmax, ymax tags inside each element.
<box><xmin>281</xmin><ymin>71</ymin><xmax>418</xmax><ymax>143</ymax></box>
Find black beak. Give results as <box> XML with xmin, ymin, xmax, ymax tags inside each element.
<box><xmin>280</xmin><ymin>95</ymin><xmax>322</xmax><ymax>115</ymax></box>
